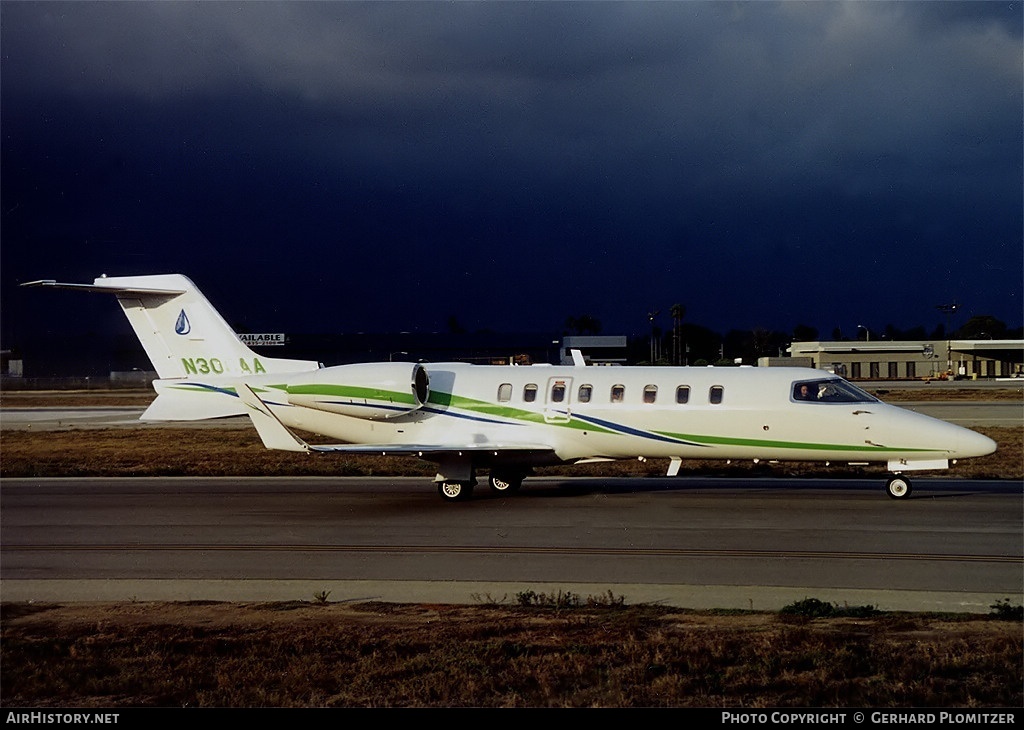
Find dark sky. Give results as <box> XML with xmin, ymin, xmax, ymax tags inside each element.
<box><xmin>3</xmin><ymin>1</ymin><xmax>1021</xmax><ymax>343</ymax></box>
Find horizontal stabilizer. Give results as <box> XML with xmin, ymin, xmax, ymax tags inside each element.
<box><xmin>141</xmin><ymin>393</ymin><xmax>247</xmax><ymax>421</ymax></box>
<box><xmin>21</xmin><ymin>278</ymin><xmax>186</xmax><ymax>296</ymax></box>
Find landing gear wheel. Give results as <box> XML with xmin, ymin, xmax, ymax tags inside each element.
<box><xmin>438</xmin><ymin>481</ymin><xmax>474</xmax><ymax>502</ymax></box>
<box><xmin>886</xmin><ymin>476</ymin><xmax>912</xmax><ymax>500</ymax></box>
<box><xmin>488</xmin><ymin>472</ymin><xmax>523</xmax><ymax>494</ymax></box>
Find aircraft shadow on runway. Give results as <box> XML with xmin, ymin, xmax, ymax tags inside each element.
<box><xmin>501</xmin><ymin>476</ymin><xmax>1018</xmax><ymax>500</ymax></box>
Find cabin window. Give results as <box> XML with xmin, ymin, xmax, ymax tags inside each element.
<box><xmin>550</xmin><ymin>382</ymin><xmax>566</xmax><ymax>403</ymax></box>
<box><xmin>578</xmin><ymin>384</ymin><xmax>593</xmax><ymax>403</ymax></box>
<box><xmin>676</xmin><ymin>385</ymin><xmax>690</xmax><ymax>404</ymax></box>
<box><xmin>709</xmin><ymin>385</ymin><xmax>724</xmax><ymax>405</ymax></box>
<box><xmin>497</xmin><ymin>383</ymin><xmax>512</xmax><ymax>402</ymax></box>
<box><xmin>610</xmin><ymin>384</ymin><xmax>625</xmax><ymax>403</ymax></box>
<box><xmin>524</xmin><ymin>384</ymin><xmax>538</xmax><ymax>403</ymax></box>
<box><xmin>643</xmin><ymin>385</ymin><xmax>658</xmax><ymax>404</ymax></box>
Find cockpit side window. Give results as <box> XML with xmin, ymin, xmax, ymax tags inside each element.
<box><xmin>792</xmin><ymin>378</ymin><xmax>877</xmax><ymax>403</ymax></box>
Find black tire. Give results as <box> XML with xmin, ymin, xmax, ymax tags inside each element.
<box><xmin>488</xmin><ymin>472</ymin><xmax>523</xmax><ymax>494</ymax></box>
<box><xmin>886</xmin><ymin>476</ymin><xmax>912</xmax><ymax>500</ymax></box>
<box><xmin>438</xmin><ymin>481</ymin><xmax>473</xmax><ymax>502</ymax></box>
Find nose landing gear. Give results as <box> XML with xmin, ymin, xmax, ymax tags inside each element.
<box><xmin>886</xmin><ymin>475</ymin><xmax>912</xmax><ymax>500</ymax></box>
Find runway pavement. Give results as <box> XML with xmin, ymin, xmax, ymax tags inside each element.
<box><xmin>2</xmin><ymin>476</ymin><xmax>1021</xmax><ymax>613</ymax></box>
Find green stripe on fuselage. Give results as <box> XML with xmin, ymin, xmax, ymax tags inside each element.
<box><xmin>654</xmin><ymin>430</ymin><xmax>933</xmax><ymax>453</ymax></box>
<box><xmin>428</xmin><ymin>391</ymin><xmax>616</xmax><ymax>433</ymax></box>
<box><xmin>287</xmin><ymin>383</ymin><xmax>418</xmax><ymax>405</ymax></box>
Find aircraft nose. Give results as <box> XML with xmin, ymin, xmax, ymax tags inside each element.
<box><xmin>955</xmin><ymin>428</ymin><xmax>997</xmax><ymax>459</ymax></box>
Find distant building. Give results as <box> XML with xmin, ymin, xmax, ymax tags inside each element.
<box><xmin>1</xmin><ymin>349</ymin><xmax>22</xmax><ymax>377</ymax></box>
<box><xmin>782</xmin><ymin>339</ymin><xmax>1023</xmax><ymax>380</ymax></box>
<box><xmin>559</xmin><ymin>336</ymin><xmax>629</xmax><ymax>366</ymax></box>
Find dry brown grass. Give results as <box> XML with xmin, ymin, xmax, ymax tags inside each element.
<box><xmin>2</xmin><ymin>601</ymin><xmax>1021</xmax><ymax>708</ymax></box>
<box><xmin>0</xmin><ymin>389</ymin><xmax>157</xmax><ymax>408</ymax></box>
<box><xmin>1</xmin><ymin>425</ymin><xmax>1019</xmax><ymax>480</ymax></box>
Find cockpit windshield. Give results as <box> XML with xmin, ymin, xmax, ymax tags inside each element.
<box><xmin>791</xmin><ymin>378</ymin><xmax>877</xmax><ymax>404</ymax></box>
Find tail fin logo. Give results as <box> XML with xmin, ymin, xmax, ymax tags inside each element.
<box><xmin>175</xmin><ymin>309</ymin><xmax>191</xmax><ymax>336</ymax></box>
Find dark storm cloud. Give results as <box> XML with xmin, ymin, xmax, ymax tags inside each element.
<box><xmin>3</xmin><ymin>1</ymin><xmax>1021</xmax><ymax>340</ymax></box>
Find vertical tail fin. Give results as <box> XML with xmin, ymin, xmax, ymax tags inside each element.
<box><xmin>22</xmin><ymin>274</ymin><xmax>320</xmax><ymax>379</ymax></box>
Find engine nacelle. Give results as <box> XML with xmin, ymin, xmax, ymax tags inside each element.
<box><xmin>285</xmin><ymin>362</ymin><xmax>429</xmax><ymax>420</ymax></box>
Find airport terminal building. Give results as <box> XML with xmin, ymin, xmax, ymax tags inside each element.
<box><xmin>783</xmin><ymin>339</ymin><xmax>1024</xmax><ymax>381</ymax></box>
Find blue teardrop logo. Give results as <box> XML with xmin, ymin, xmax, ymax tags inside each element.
<box><xmin>175</xmin><ymin>309</ymin><xmax>191</xmax><ymax>336</ymax></box>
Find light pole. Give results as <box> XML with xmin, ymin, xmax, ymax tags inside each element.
<box><xmin>857</xmin><ymin>325</ymin><xmax>870</xmax><ymax>342</ymax></box>
<box><xmin>935</xmin><ymin>303</ymin><xmax>959</xmax><ymax>376</ymax></box>
<box><xmin>935</xmin><ymin>303</ymin><xmax>959</xmax><ymax>337</ymax></box>
<box><xmin>647</xmin><ymin>310</ymin><xmax>659</xmax><ymax>364</ymax></box>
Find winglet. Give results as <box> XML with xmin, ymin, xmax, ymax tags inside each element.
<box><xmin>570</xmin><ymin>348</ymin><xmax>587</xmax><ymax>367</ymax></box>
<box><xmin>236</xmin><ymin>384</ymin><xmax>310</xmax><ymax>453</ymax></box>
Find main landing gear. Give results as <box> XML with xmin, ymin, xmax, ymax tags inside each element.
<box><xmin>437</xmin><ymin>471</ymin><xmax>526</xmax><ymax>502</ymax></box>
<box><xmin>438</xmin><ymin>480</ymin><xmax>474</xmax><ymax>502</ymax></box>
<box><xmin>487</xmin><ymin>471</ymin><xmax>524</xmax><ymax>494</ymax></box>
<box><xmin>886</xmin><ymin>475</ymin><xmax>913</xmax><ymax>500</ymax></box>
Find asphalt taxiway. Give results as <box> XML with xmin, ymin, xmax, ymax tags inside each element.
<box><xmin>2</xmin><ymin>475</ymin><xmax>1020</xmax><ymax>613</ymax></box>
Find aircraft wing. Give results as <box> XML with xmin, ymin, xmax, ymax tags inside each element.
<box><xmin>236</xmin><ymin>384</ymin><xmax>554</xmax><ymax>457</ymax></box>
<box><xmin>303</xmin><ymin>443</ymin><xmax>556</xmax><ymax>457</ymax></box>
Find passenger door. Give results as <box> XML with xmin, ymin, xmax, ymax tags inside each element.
<box><xmin>544</xmin><ymin>377</ymin><xmax>572</xmax><ymax>423</ymax></box>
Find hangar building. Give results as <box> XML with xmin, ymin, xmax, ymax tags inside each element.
<box><xmin>782</xmin><ymin>339</ymin><xmax>1023</xmax><ymax>380</ymax></box>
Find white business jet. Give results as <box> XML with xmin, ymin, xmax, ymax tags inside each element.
<box><xmin>23</xmin><ymin>274</ymin><xmax>997</xmax><ymax>501</ymax></box>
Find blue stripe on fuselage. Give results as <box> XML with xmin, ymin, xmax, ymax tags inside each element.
<box><xmin>571</xmin><ymin>412</ymin><xmax>708</xmax><ymax>447</ymax></box>
<box><xmin>419</xmin><ymin>405</ymin><xmax>523</xmax><ymax>426</ymax></box>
